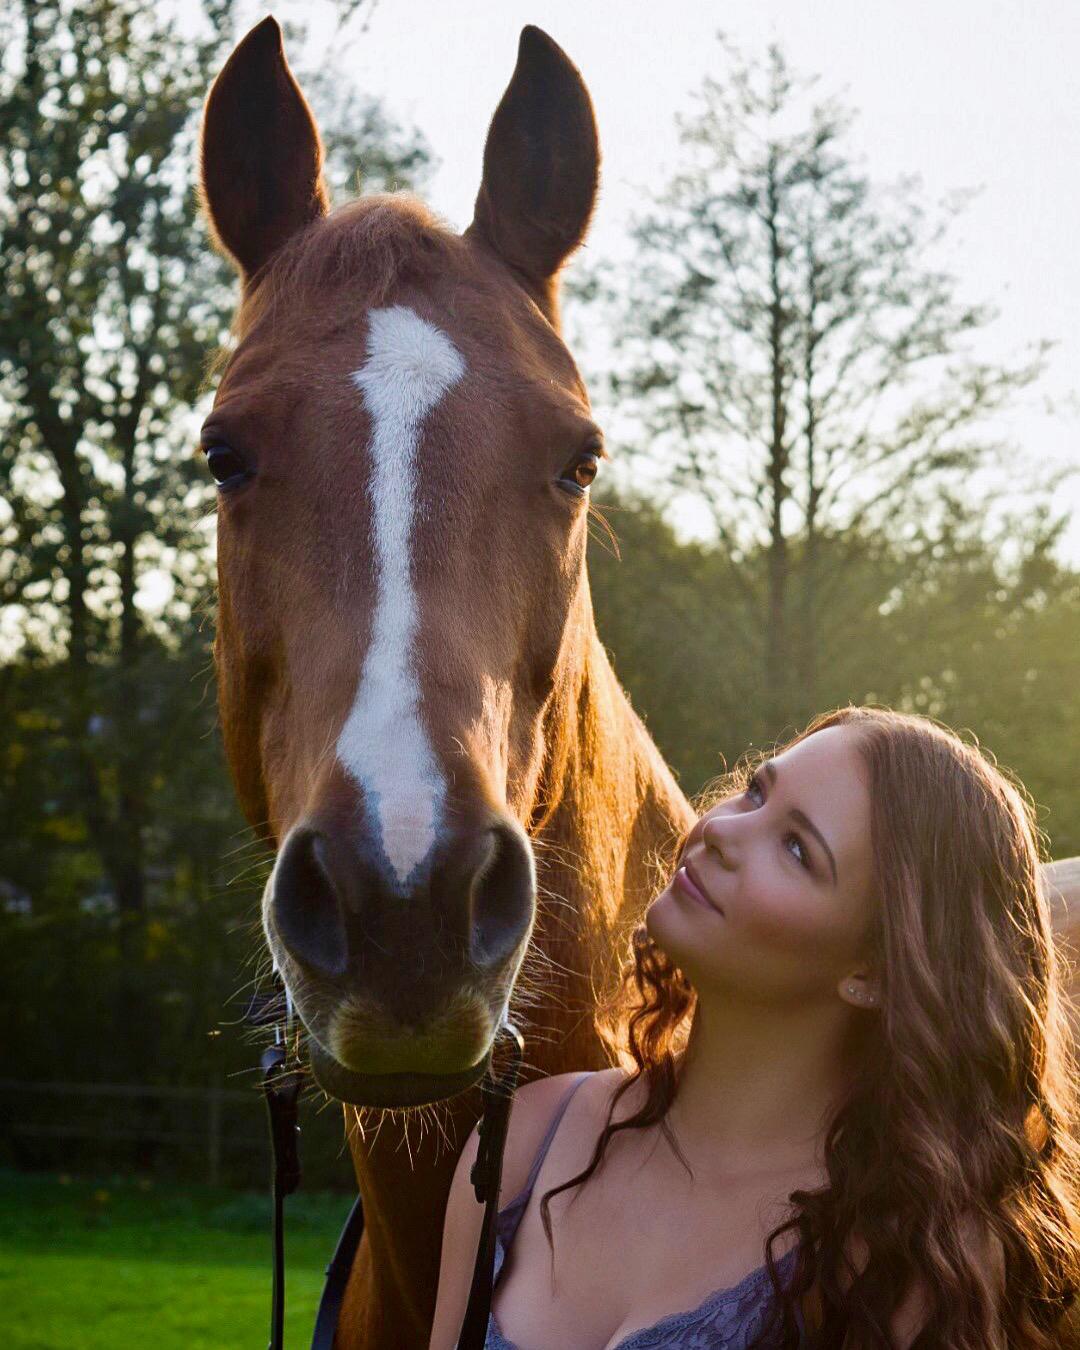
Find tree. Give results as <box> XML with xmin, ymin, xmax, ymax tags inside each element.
<box><xmin>0</xmin><ymin>0</ymin><xmax>430</xmax><ymax>1078</ymax></box>
<box><xmin>587</xmin><ymin>494</ymin><xmax>1080</xmax><ymax>857</ymax></box>
<box><xmin>573</xmin><ymin>40</ymin><xmax>1056</xmax><ymax>731</ymax></box>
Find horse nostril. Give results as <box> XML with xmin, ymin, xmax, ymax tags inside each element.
<box><xmin>469</xmin><ymin>825</ymin><xmax>536</xmax><ymax>969</ymax></box>
<box><xmin>271</xmin><ymin>829</ymin><xmax>349</xmax><ymax>978</ymax></box>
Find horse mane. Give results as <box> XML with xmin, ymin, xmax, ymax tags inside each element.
<box><xmin>203</xmin><ymin>195</ymin><xmax>459</xmax><ymax>388</ymax></box>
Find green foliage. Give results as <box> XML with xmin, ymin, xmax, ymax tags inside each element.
<box><xmin>589</xmin><ymin>492</ymin><xmax>1080</xmax><ymax>859</ymax></box>
<box><xmin>570</xmin><ymin>38</ymin><xmax>1060</xmax><ymax>726</ymax></box>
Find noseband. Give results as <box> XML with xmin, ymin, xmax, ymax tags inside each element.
<box><xmin>256</xmin><ymin>972</ymin><xmax>525</xmax><ymax>1350</ymax></box>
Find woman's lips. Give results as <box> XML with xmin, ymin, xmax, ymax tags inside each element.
<box><xmin>674</xmin><ymin>861</ymin><xmax>723</xmax><ymax>915</ymax></box>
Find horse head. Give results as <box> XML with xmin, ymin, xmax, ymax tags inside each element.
<box><xmin>200</xmin><ymin>19</ymin><xmax>606</xmax><ymax>1108</ymax></box>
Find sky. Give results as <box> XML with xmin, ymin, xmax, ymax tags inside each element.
<box><xmin>236</xmin><ymin>0</ymin><xmax>1080</xmax><ymax>560</ymax></box>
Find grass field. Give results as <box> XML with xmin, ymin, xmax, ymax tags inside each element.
<box><xmin>0</xmin><ymin>1168</ymin><xmax>355</xmax><ymax>1349</ymax></box>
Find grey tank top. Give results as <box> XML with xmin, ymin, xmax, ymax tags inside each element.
<box><xmin>484</xmin><ymin>1072</ymin><xmax>802</xmax><ymax>1350</ymax></box>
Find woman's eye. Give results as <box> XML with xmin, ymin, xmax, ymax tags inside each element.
<box><xmin>205</xmin><ymin>444</ymin><xmax>251</xmax><ymax>490</ymax></box>
<box><xmin>783</xmin><ymin>837</ymin><xmax>810</xmax><ymax>869</ymax></box>
<box><xmin>558</xmin><ymin>451</ymin><xmax>600</xmax><ymax>495</ymax></box>
<box><xmin>744</xmin><ymin>777</ymin><xmax>764</xmax><ymax>805</ymax></box>
<box><xmin>745</xmin><ymin>783</ymin><xmax>815</xmax><ymax>874</ymax></box>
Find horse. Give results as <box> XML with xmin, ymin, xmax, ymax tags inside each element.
<box><xmin>198</xmin><ymin>18</ymin><xmax>1080</xmax><ymax>1349</ymax></box>
<box><xmin>198</xmin><ymin>18</ymin><xmax>692</xmax><ymax>1347</ymax></box>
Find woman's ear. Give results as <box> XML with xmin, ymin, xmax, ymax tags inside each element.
<box><xmin>838</xmin><ymin>971</ymin><xmax>881</xmax><ymax>1010</ymax></box>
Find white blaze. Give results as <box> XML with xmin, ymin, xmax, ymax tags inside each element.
<box><xmin>337</xmin><ymin>306</ymin><xmax>466</xmax><ymax>889</ymax></box>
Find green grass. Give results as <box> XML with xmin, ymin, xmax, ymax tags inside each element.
<box><xmin>0</xmin><ymin>1168</ymin><xmax>355</xmax><ymax>1349</ymax></box>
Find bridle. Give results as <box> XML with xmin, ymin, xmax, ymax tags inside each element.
<box><xmin>256</xmin><ymin>970</ymin><xmax>525</xmax><ymax>1350</ymax></box>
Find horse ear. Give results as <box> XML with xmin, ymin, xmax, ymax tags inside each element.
<box><xmin>199</xmin><ymin>17</ymin><xmax>330</xmax><ymax>282</ymax></box>
<box><xmin>467</xmin><ymin>27</ymin><xmax>600</xmax><ymax>322</ymax></box>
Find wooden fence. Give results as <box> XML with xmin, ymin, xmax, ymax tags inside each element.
<box><xmin>0</xmin><ymin>1079</ymin><xmax>265</xmax><ymax>1187</ymax></box>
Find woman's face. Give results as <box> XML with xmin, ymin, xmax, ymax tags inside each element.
<box><xmin>647</xmin><ymin>725</ymin><xmax>876</xmax><ymax>1005</ymax></box>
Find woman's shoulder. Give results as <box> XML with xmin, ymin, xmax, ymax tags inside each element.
<box><xmin>496</xmin><ymin>1067</ymin><xmax>626</xmax><ymax>1207</ymax></box>
<box><xmin>432</xmin><ymin>1070</ymin><xmax>624</xmax><ymax>1350</ymax></box>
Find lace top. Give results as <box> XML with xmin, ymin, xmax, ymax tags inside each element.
<box><xmin>485</xmin><ymin>1072</ymin><xmax>801</xmax><ymax>1349</ymax></box>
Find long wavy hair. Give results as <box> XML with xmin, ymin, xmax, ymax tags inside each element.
<box><xmin>538</xmin><ymin>706</ymin><xmax>1080</xmax><ymax>1348</ymax></box>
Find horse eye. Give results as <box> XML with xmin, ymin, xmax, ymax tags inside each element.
<box><xmin>574</xmin><ymin>454</ymin><xmax>599</xmax><ymax>489</ymax></box>
<box><xmin>559</xmin><ymin>451</ymin><xmax>599</xmax><ymax>495</ymax></box>
<box><xmin>205</xmin><ymin>444</ymin><xmax>250</xmax><ymax>490</ymax></box>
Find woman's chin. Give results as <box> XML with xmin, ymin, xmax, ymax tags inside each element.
<box><xmin>645</xmin><ymin>886</ymin><xmax>684</xmax><ymax>948</ymax></box>
<box><xmin>647</xmin><ymin>885</ymin><xmax>723</xmax><ymax>976</ymax></box>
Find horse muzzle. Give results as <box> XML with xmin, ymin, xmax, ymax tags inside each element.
<box><xmin>261</xmin><ymin>814</ymin><xmax>535</xmax><ymax>1105</ymax></box>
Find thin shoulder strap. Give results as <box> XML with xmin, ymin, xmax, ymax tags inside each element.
<box><xmin>520</xmin><ymin>1071</ymin><xmax>592</xmax><ymax>1198</ymax></box>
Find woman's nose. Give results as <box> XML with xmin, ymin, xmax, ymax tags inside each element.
<box><xmin>701</xmin><ymin>818</ymin><xmax>738</xmax><ymax>869</ymax></box>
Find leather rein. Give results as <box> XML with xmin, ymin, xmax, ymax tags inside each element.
<box><xmin>256</xmin><ymin>976</ymin><xmax>524</xmax><ymax>1350</ymax></box>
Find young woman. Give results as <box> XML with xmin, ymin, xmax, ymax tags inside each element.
<box><xmin>430</xmin><ymin>707</ymin><xmax>1080</xmax><ymax>1349</ymax></box>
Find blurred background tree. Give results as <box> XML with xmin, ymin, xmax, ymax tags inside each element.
<box><xmin>573</xmin><ymin>41</ymin><xmax>1063</xmax><ymax>735</ymax></box>
<box><xmin>588</xmin><ymin>493</ymin><xmax>1079</xmax><ymax>859</ymax></box>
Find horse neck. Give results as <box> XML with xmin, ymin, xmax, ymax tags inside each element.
<box><xmin>520</xmin><ymin>580</ymin><xmax>693</xmax><ymax>1071</ymax></box>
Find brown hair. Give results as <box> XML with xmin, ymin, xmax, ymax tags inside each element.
<box><xmin>539</xmin><ymin>706</ymin><xmax>1080</xmax><ymax>1348</ymax></box>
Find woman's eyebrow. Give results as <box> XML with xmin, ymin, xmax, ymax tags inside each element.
<box><xmin>761</xmin><ymin>761</ymin><xmax>839</xmax><ymax>886</ymax></box>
